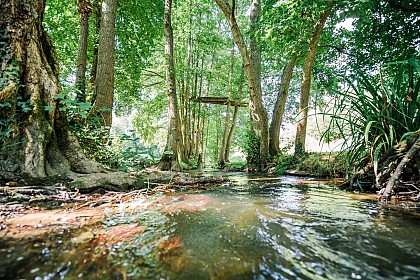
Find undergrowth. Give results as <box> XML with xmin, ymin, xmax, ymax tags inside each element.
<box><xmin>274</xmin><ymin>152</ymin><xmax>347</xmax><ymax>178</ymax></box>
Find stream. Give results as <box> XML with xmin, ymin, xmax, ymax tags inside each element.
<box><xmin>1</xmin><ymin>174</ymin><xmax>419</xmax><ymax>279</ymax></box>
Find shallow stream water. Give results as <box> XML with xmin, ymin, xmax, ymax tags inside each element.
<box><xmin>1</xmin><ymin>175</ymin><xmax>419</xmax><ymax>279</ymax></box>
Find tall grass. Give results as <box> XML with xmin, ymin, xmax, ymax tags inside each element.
<box><xmin>322</xmin><ymin>59</ymin><xmax>420</xmax><ymax>175</ymax></box>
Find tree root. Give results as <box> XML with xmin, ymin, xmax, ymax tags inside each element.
<box><xmin>381</xmin><ymin>135</ymin><xmax>420</xmax><ymax>200</ymax></box>
<box><xmin>341</xmin><ymin>130</ymin><xmax>420</xmax><ymax>202</ymax></box>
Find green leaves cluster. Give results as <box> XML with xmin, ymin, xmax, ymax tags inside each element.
<box><xmin>0</xmin><ymin>28</ymin><xmax>30</xmax><ymax>145</ymax></box>
<box><xmin>322</xmin><ymin>59</ymin><xmax>420</xmax><ymax>172</ymax></box>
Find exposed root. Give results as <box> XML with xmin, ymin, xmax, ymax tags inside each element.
<box><xmin>341</xmin><ymin>130</ymin><xmax>420</xmax><ymax>202</ymax></box>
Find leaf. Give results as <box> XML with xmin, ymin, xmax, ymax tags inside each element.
<box><xmin>78</xmin><ymin>111</ymin><xmax>88</xmax><ymax>118</ymax></box>
<box><xmin>76</xmin><ymin>102</ymin><xmax>92</xmax><ymax>111</ymax></box>
<box><xmin>54</xmin><ymin>93</ymin><xmax>66</xmax><ymax>100</ymax></box>
<box><xmin>44</xmin><ymin>105</ymin><xmax>55</xmax><ymax>111</ymax></box>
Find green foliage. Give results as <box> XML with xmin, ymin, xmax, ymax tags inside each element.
<box><xmin>225</xmin><ymin>160</ymin><xmax>247</xmax><ymax>171</ymax></box>
<box><xmin>293</xmin><ymin>152</ymin><xmax>347</xmax><ymax>178</ymax></box>
<box><xmin>0</xmin><ymin>28</ymin><xmax>29</xmax><ymax>149</ymax></box>
<box><xmin>273</xmin><ymin>150</ymin><xmax>347</xmax><ymax>177</ymax></box>
<box><xmin>274</xmin><ymin>154</ymin><xmax>294</xmax><ymax>175</ymax></box>
<box><xmin>76</xmin><ymin>126</ymin><xmax>160</xmax><ymax>171</ymax></box>
<box><xmin>322</xmin><ymin>59</ymin><xmax>420</xmax><ymax>173</ymax></box>
<box><xmin>344</xmin><ymin>1</ymin><xmax>420</xmax><ymax>72</ymax></box>
<box><xmin>244</xmin><ymin>129</ymin><xmax>261</xmax><ymax>164</ymax></box>
<box><xmin>44</xmin><ymin>0</ymin><xmax>79</xmax><ymax>84</ymax></box>
<box><xmin>112</xmin><ymin>131</ymin><xmax>161</xmax><ymax>171</ymax></box>
<box><xmin>54</xmin><ymin>86</ymin><xmax>93</xmax><ymax>121</ymax></box>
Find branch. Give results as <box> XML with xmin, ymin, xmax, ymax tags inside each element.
<box><xmin>141</xmin><ymin>69</ymin><xmax>164</xmax><ymax>79</ymax></box>
<box><xmin>140</xmin><ymin>81</ymin><xmax>164</xmax><ymax>89</ymax></box>
<box><xmin>319</xmin><ymin>44</ymin><xmax>357</xmax><ymax>58</ymax></box>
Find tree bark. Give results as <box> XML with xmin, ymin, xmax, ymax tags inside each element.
<box><xmin>0</xmin><ymin>0</ymin><xmax>100</xmax><ymax>180</ymax></box>
<box><xmin>75</xmin><ymin>0</ymin><xmax>92</xmax><ymax>102</ymax></box>
<box><xmin>159</xmin><ymin>0</ymin><xmax>182</xmax><ymax>171</ymax></box>
<box><xmin>294</xmin><ymin>2</ymin><xmax>334</xmax><ymax>157</ymax></box>
<box><xmin>218</xmin><ymin>40</ymin><xmax>235</xmax><ymax>168</ymax></box>
<box><xmin>91</xmin><ymin>0</ymin><xmax>116</xmax><ymax>128</ymax></box>
<box><xmin>269</xmin><ymin>55</ymin><xmax>297</xmax><ymax>157</ymax></box>
<box><xmin>218</xmin><ymin>104</ymin><xmax>231</xmax><ymax>167</ymax></box>
<box><xmin>87</xmin><ymin>0</ymin><xmax>101</xmax><ymax>101</ymax></box>
<box><xmin>225</xmin><ymin>66</ymin><xmax>245</xmax><ymax>161</ymax></box>
<box><xmin>215</xmin><ymin>0</ymin><xmax>269</xmax><ymax>171</ymax></box>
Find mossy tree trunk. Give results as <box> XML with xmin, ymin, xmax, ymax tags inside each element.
<box><xmin>159</xmin><ymin>0</ymin><xmax>182</xmax><ymax>171</ymax></box>
<box><xmin>0</xmin><ymin>0</ymin><xmax>100</xmax><ymax>181</ymax></box>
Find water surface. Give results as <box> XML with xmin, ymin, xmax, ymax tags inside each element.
<box><xmin>1</xmin><ymin>175</ymin><xmax>419</xmax><ymax>279</ymax></box>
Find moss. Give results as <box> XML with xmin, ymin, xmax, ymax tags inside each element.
<box><xmin>68</xmin><ymin>180</ymin><xmax>86</xmax><ymax>191</ymax></box>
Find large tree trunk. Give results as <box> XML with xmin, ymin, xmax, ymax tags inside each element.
<box><xmin>75</xmin><ymin>0</ymin><xmax>92</xmax><ymax>102</ymax></box>
<box><xmin>91</xmin><ymin>0</ymin><xmax>116</xmax><ymax>128</ymax></box>
<box><xmin>159</xmin><ymin>0</ymin><xmax>182</xmax><ymax>171</ymax></box>
<box><xmin>249</xmin><ymin>0</ymin><xmax>269</xmax><ymax>171</ymax></box>
<box><xmin>269</xmin><ymin>55</ymin><xmax>297</xmax><ymax>157</ymax></box>
<box><xmin>294</xmin><ymin>2</ymin><xmax>334</xmax><ymax>157</ymax></box>
<box><xmin>0</xmin><ymin>0</ymin><xmax>100</xmax><ymax>181</ymax></box>
<box><xmin>215</xmin><ymin>0</ymin><xmax>269</xmax><ymax>172</ymax></box>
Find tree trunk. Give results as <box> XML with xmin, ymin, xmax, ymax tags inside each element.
<box><xmin>75</xmin><ymin>0</ymin><xmax>92</xmax><ymax>102</ymax></box>
<box><xmin>87</xmin><ymin>0</ymin><xmax>101</xmax><ymax>102</ymax></box>
<box><xmin>218</xmin><ymin>40</ymin><xmax>235</xmax><ymax>168</ymax></box>
<box><xmin>215</xmin><ymin>0</ymin><xmax>269</xmax><ymax>172</ymax></box>
<box><xmin>294</xmin><ymin>2</ymin><xmax>334</xmax><ymax>157</ymax></box>
<box><xmin>269</xmin><ymin>55</ymin><xmax>297</xmax><ymax>158</ymax></box>
<box><xmin>0</xmin><ymin>0</ymin><xmax>100</xmax><ymax>180</ymax></box>
<box><xmin>218</xmin><ymin>104</ymin><xmax>231</xmax><ymax>168</ymax></box>
<box><xmin>159</xmin><ymin>0</ymin><xmax>182</xmax><ymax>171</ymax></box>
<box><xmin>91</xmin><ymin>0</ymin><xmax>116</xmax><ymax>128</ymax></box>
<box><xmin>250</xmin><ymin>0</ymin><xmax>262</xmax><ymax>103</ymax></box>
<box><xmin>225</xmin><ymin>66</ymin><xmax>245</xmax><ymax>161</ymax></box>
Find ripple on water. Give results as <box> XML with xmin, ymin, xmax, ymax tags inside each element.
<box><xmin>1</xmin><ymin>175</ymin><xmax>419</xmax><ymax>280</ymax></box>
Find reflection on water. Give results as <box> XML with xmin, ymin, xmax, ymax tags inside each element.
<box><xmin>1</xmin><ymin>175</ymin><xmax>419</xmax><ymax>279</ymax></box>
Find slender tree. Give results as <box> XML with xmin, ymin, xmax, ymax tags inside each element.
<box><xmin>269</xmin><ymin>55</ymin><xmax>297</xmax><ymax>157</ymax></box>
<box><xmin>294</xmin><ymin>1</ymin><xmax>335</xmax><ymax>157</ymax></box>
<box><xmin>0</xmin><ymin>0</ymin><xmax>100</xmax><ymax>179</ymax></box>
<box><xmin>218</xmin><ymin>41</ymin><xmax>235</xmax><ymax>168</ymax></box>
<box><xmin>75</xmin><ymin>0</ymin><xmax>92</xmax><ymax>102</ymax></box>
<box><xmin>88</xmin><ymin>0</ymin><xmax>101</xmax><ymax>98</ymax></box>
<box><xmin>225</xmin><ymin>65</ymin><xmax>245</xmax><ymax>161</ymax></box>
<box><xmin>159</xmin><ymin>0</ymin><xmax>182</xmax><ymax>171</ymax></box>
<box><xmin>91</xmin><ymin>0</ymin><xmax>116</xmax><ymax>128</ymax></box>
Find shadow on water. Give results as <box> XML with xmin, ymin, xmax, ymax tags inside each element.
<box><xmin>1</xmin><ymin>175</ymin><xmax>419</xmax><ymax>279</ymax></box>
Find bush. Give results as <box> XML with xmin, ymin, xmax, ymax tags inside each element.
<box><xmin>322</xmin><ymin>59</ymin><xmax>420</xmax><ymax>174</ymax></box>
